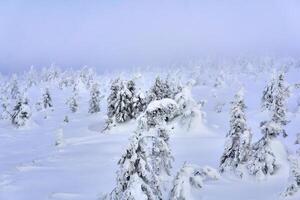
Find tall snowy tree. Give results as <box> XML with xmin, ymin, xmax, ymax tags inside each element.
<box><xmin>104</xmin><ymin>78</ymin><xmax>144</xmax><ymax>131</ymax></box>
<box><xmin>105</xmin><ymin>132</ymin><xmax>162</xmax><ymax>200</ymax></box>
<box><xmin>42</xmin><ymin>88</ymin><xmax>53</xmax><ymax>109</ymax></box>
<box><xmin>9</xmin><ymin>74</ymin><xmax>20</xmax><ymax>100</ymax></box>
<box><xmin>147</xmin><ymin>76</ymin><xmax>181</xmax><ymax>104</ymax></box>
<box><xmin>247</xmin><ymin>121</ymin><xmax>281</xmax><ymax>179</ymax></box>
<box><xmin>88</xmin><ymin>83</ymin><xmax>102</xmax><ymax>114</ymax></box>
<box><xmin>219</xmin><ymin>90</ymin><xmax>252</xmax><ymax>175</ymax></box>
<box><xmin>261</xmin><ymin>71</ymin><xmax>290</xmax><ymax>137</ymax></box>
<box><xmin>11</xmin><ymin>96</ymin><xmax>31</xmax><ymax>127</ymax></box>
<box><xmin>147</xmin><ymin>126</ymin><xmax>174</xmax><ymax>182</ymax></box>
<box><xmin>175</xmin><ymin>80</ymin><xmax>205</xmax><ymax>131</ymax></box>
<box><xmin>67</xmin><ymin>84</ymin><xmax>79</xmax><ymax>113</ymax></box>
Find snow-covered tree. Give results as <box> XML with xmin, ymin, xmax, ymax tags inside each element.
<box><xmin>133</xmin><ymin>88</ymin><xmax>147</xmax><ymax>116</ymax></box>
<box><xmin>67</xmin><ymin>84</ymin><xmax>79</xmax><ymax>113</ymax></box>
<box><xmin>147</xmin><ymin>76</ymin><xmax>181</xmax><ymax>104</ymax></box>
<box><xmin>0</xmin><ymin>92</ymin><xmax>12</xmax><ymax>120</ymax></box>
<box><xmin>175</xmin><ymin>80</ymin><xmax>205</xmax><ymax>131</ymax></box>
<box><xmin>247</xmin><ymin>121</ymin><xmax>281</xmax><ymax>179</ymax></box>
<box><xmin>42</xmin><ymin>88</ymin><xmax>53</xmax><ymax>110</ymax></box>
<box><xmin>281</xmin><ymin>155</ymin><xmax>300</xmax><ymax>198</ymax></box>
<box><xmin>104</xmin><ymin>78</ymin><xmax>144</xmax><ymax>131</ymax></box>
<box><xmin>79</xmin><ymin>66</ymin><xmax>95</xmax><ymax>89</ymax></box>
<box><xmin>9</xmin><ymin>74</ymin><xmax>20</xmax><ymax>100</ymax></box>
<box><xmin>88</xmin><ymin>83</ymin><xmax>102</xmax><ymax>114</ymax></box>
<box><xmin>11</xmin><ymin>96</ymin><xmax>31</xmax><ymax>127</ymax></box>
<box><xmin>105</xmin><ymin>132</ymin><xmax>162</xmax><ymax>200</ymax></box>
<box><xmin>261</xmin><ymin>71</ymin><xmax>290</xmax><ymax>137</ymax></box>
<box><xmin>148</xmin><ymin>126</ymin><xmax>174</xmax><ymax>181</ymax></box>
<box><xmin>170</xmin><ymin>164</ymin><xmax>220</xmax><ymax>200</ymax></box>
<box><xmin>220</xmin><ymin>90</ymin><xmax>252</xmax><ymax>175</ymax></box>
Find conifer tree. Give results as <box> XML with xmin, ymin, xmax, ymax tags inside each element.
<box><xmin>106</xmin><ymin>132</ymin><xmax>162</xmax><ymax>200</ymax></box>
<box><xmin>261</xmin><ymin>71</ymin><xmax>290</xmax><ymax>137</ymax></box>
<box><xmin>88</xmin><ymin>83</ymin><xmax>102</xmax><ymax>114</ymax></box>
<box><xmin>42</xmin><ymin>88</ymin><xmax>53</xmax><ymax>109</ymax></box>
<box><xmin>247</xmin><ymin>121</ymin><xmax>280</xmax><ymax>179</ymax></box>
<box><xmin>219</xmin><ymin>90</ymin><xmax>252</xmax><ymax>175</ymax></box>
<box><xmin>147</xmin><ymin>76</ymin><xmax>181</xmax><ymax>104</ymax></box>
<box><xmin>67</xmin><ymin>84</ymin><xmax>79</xmax><ymax>113</ymax></box>
<box><xmin>151</xmin><ymin>127</ymin><xmax>174</xmax><ymax>180</ymax></box>
<box><xmin>10</xmin><ymin>74</ymin><xmax>20</xmax><ymax>100</ymax></box>
<box><xmin>104</xmin><ymin>78</ymin><xmax>144</xmax><ymax>131</ymax></box>
<box><xmin>11</xmin><ymin>96</ymin><xmax>31</xmax><ymax>127</ymax></box>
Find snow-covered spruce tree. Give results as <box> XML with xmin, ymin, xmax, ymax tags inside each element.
<box><xmin>11</xmin><ymin>96</ymin><xmax>31</xmax><ymax>127</ymax></box>
<box><xmin>247</xmin><ymin>121</ymin><xmax>281</xmax><ymax>179</ymax></box>
<box><xmin>88</xmin><ymin>83</ymin><xmax>102</xmax><ymax>114</ymax></box>
<box><xmin>150</xmin><ymin>126</ymin><xmax>174</xmax><ymax>180</ymax></box>
<box><xmin>106</xmin><ymin>79</ymin><xmax>132</xmax><ymax>126</ymax></box>
<box><xmin>261</xmin><ymin>72</ymin><xmax>290</xmax><ymax>137</ymax></box>
<box><xmin>147</xmin><ymin>76</ymin><xmax>181</xmax><ymax>104</ymax></box>
<box><xmin>170</xmin><ymin>164</ymin><xmax>220</xmax><ymax>200</ymax></box>
<box><xmin>271</xmin><ymin>72</ymin><xmax>290</xmax><ymax>126</ymax></box>
<box><xmin>9</xmin><ymin>74</ymin><xmax>20</xmax><ymax>100</ymax></box>
<box><xmin>219</xmin><ymin>90</ymin><xmax>252</xmax><ymax>175</ymax></box>
<box><xmin>133</xmin><ymin>88</ymin><xmax>147</xmax><ymax>116</ymax></box>
<box><xmin>67</xmin><ymin>84</ymin><xmax>79</xmax><ymax>113</ymax></box>
<box><xmin>261</xmin><ymin>76</ymin><xmax>275</xmax><ymax>111</ymax></box>
<box><xmin>175</xmin><ymin>80</ymin><xmax>205</xmax><ymax>131</ymax></box>
<box><xmin>0</xmin><ymin>92</ymin><xmax>12</xmax><ymax>120</ymax></box>
<box><xmin>104</xmin><ymin>78</ymin><xmax>144</xmax><ymax>131</ymax></box>
<box><xmin>106</xmin><ymin>132</ymin><xmax>162</xmax><ymax>200</ymax></box>
<box><xmin>281</xmin><ymin>155</ymin><xmax>300</xmax><ymax>197</ymax></box>
<box><xmin>42</xmin><ymin>88</ymin><xmax>53</xmax><ymax>110</ymax></box>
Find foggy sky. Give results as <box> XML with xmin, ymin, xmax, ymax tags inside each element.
<box><xmin>0</xmin><ymin>0</ymin><xmax>299</xmax><ymax>74</ymax></box>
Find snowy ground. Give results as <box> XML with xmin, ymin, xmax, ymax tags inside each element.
<box><xmin>1</xmin><ymin>63</ymin><xmax>300</xmax><ymax>200</ymax></box>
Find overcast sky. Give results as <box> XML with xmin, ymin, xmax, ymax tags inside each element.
<box><xmin>0</xmin><ymin>0</ymin><xmax>299</xmax><ymax>74</ymax></box>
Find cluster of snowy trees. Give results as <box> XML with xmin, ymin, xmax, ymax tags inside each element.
<box><xmin>218</xmin><ymin>71</ymin><xmax>300</xmax><ymax>198</ymax></box>
<box><xmin>103</xmin><ymin>75</ymin><xmax>218</xmax><ymax>199</ymax></box>
<box><xmin>220</xmin><ymin>72</ymin><xmax>291</xmax><ymax>179</ymax></box>
<box><xmin>0</xmin><ymin>67</ymin><xmax>103</xmax><ymax>128</ymax></box>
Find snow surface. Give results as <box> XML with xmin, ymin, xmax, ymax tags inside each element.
<box><xmin>1</xmin><ymin>62</ymin><xmax>300</xmax><ymax>200</ymax></box>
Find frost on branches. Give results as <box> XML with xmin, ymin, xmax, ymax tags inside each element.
<box><xmin>219</xmin><ymin>89</ymin><xmax>252</xmax><ymax>176</ymax></box>
<box><xmin>88</xmin><ymin>83</ymin><xmax>102</xmax><ymax>114</ymax></box>
<box><xmin>11</xmin><ymin>96</ymin><xmax>31</xmax><ymax>127</ymax></box>
<box><xmin>105</xmin><ymin>132</ymin><xmax>162</xmax><ymax>200</ymax></box>
<box><xmin>170</xmin><ymin>164</ymin><xmax>220</xmax><ymax>200</ymax></box>
<box><xmin>261</xmin><ymin>71</ymin><xmax>290</xmax><ymax>137</ymax></box>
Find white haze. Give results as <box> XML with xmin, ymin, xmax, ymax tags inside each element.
<box><xmin>0</xmin><ymin>0</ymin><xmax>299</xmax><ymax>74</ymax></box>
